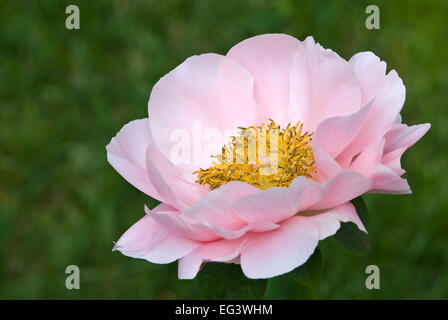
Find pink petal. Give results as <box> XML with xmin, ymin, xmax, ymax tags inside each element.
<box><xmin>382</xmin><ymin>123</ymin><xmax>429</xmax><ymax>175</ymax></box>
<box><xmin>106</xmin><ymin>119</ymin><xmax>162</xmax><ymax>201</ymax></box>
<box><xmin>146</xmin><ymin>143</ymin><xmax>207</xmax><ymax>207</ymax></box>
<box><xmin>180</xmin><ymin>181</ymin><xmax>259</xmax><ymax>230</ymax></box>
<box><xmin>148</xmin><ymin>53</ymin><xmax>262</xmax><ymax>182</ymax></box>
<box><xmin>152</xmin><ymin>202</ymin><xmax>178</xmax><ymax>213</ymax></box>
<box><xmin>314</xmin><ymin>102</ymin><xmax>371</xmax><ymax>159</ymax></box>
<box><xmin>114</xmin><ymin>209</ymin><xmax>198</xmax><ymax>264</ymax></box>
<box><xmin>113</xmin><ymin>214</ymin><xmax>167</xmax><ymax>256</ymax></box>
<box><xmin>240</xmin><ymin>202</ymin><xmax>367</xmax><ymax>279</ymax></box>
<box><xmin>338</xmin><ymin>69</ymin><xmax>405</xmax><ymax>162</ymax></box>
<box><xmin>307</xmin><ymin>202</ymin><xmax>367</xmax><ymax>240</ymax></box>
<box><xmin>309</xmin><ymin>170</ymin><xmax>372</xmax><ymax>210</ymax></box>
<box><xmin>383</xmin><ymin>123</ymin><xmax>431</xmax><ymax>154</ymax></box>
<box><xmin>200</xmin><ymin>220</ymin><xmax>279</xmax><ymax>240</ymax></box>
<box><xmin>349</xmin><ymin>52</ymin><xmax>387</xmax><ymax>106</ymax></box>
<box><xmin>145</xmin><ymin>205</ymin><xmax>218</xmax><ymax>242</ymax></box>
<box><xmin>369</xmin><ymin>165</ymin><xmax>411</xmax><ymax>194</ymax></box>
<box><xmin>232</xmin><ymin>176</ymin><xmax>326</xmax><ymax>224</ymax></box>
<box><xmin>240</xmin><ymin>216</ymin><xmax>319</xmax><ymax>279</ymax></box>
<box><xmin>349</xmin><ymin>138</ymin><xmax>386</xmax><ymax>177</ymax></box>
<box><xmin>138</xmin><ymin>233</ymin><xmax>198</xmax><ymax>264</ymax></box>
<box><xmin>178</xmin><ymin>238</ymin><xmax>247</xmax><ymax>279</ymax></box>
<box><xmin>312</xmin><ymin>144</ymin><xmax>342</xmax><ymax>181</ymax></box>
<box><xmin>288</xmin><ymin>36</ymin><xmax>362</xmax><ymax>131</ymax></box>
<box><xmin>227</xmin><ymin>34</ymin><xmax>301</xmax><ymax>125</ymax></box>
<box><xmin>149</xmin><ymin>204</ymin><xmax>278</xmax><ymax>242</ymax></box>
<box><xmin>382</xmin><ymin>147</ymin><xmax>407</xmax><ymax>176</ymax></box>
<box><xmin>146</xmin><ymin>156</ymin><xmax>181</xmax><ymax>210</ymax></box>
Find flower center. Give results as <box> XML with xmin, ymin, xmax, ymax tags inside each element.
<box><xmin>194</xmin><ymin>120</ymin><xmax>316</xmax><ymax>190</ymax></box>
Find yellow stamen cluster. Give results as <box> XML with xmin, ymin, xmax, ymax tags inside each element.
<box><xmin>194</xmin><ymin>120</ymin><xmax>315</xmax><ymax>190</ymax></box>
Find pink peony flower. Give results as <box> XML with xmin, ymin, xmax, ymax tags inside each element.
<box><xmin>107</xmin><ymin>34</ymin><xmax>430</xmax><ymax>279</ymax></box>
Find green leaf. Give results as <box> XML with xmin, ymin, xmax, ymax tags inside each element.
<box><xmin>287</xmin><ymin>247</ymin><xmax>322</xmax><ymax>290</ymax></box>
<box><xmin>196</xmin><ymin>263</ymin><xmax>267</xmax><ymax>299</ymax></box>
<box><xmin>334</xmin><ymin>196</ymin><xmax>370</xmax><ymax>255</ymax></box>
<box><xmin>334</xmin><ymin>222</ymin><xmax>370</xmax><ymax>255</ymax></box>
<box><xmin>351</xmin><ymin>196</ymin><xmax>369</xmax><ymax>230</ymax></box>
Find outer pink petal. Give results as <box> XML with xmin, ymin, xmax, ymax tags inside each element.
<box><xmin>369</xmin><ymin>165</ymin><xmax>411</xmax><ymax>194</ymax></box>
<box><xmin>382</xmin><ymin>147</ymin><xmax>407</xmax><ymax>176</ymax></box>
<box><xmin>180</xmin><ymin>203</ymin><xmax>367</xmax><ymax>279</ymax></box>
<box><xmin>148</xmin><ymin>205</ymin><xmax>278</xmax><ymax>242</ymax></box>
<box><xmin>240</xmin><ymin>202</ymin><xmax>367</xmax><ymax>279</ymax></box>
<box><xmin>146</xmin><ymin>156</ymin><xmax>181</xmax><ymax>210</ymax></box>
<box><xmin>382</xmin><ymin>123</ymin><xmax>430</xmax><ymax>175</ymax></box>
<box><xmin>338</xmin><ymin>69</ymin><xmax>405</xmax><ymax>162</ymax></box>
<box><xmin>113</xmin><ymin>214</ymin><xmax>167</xmax><ymax>256</ymax></box>
<box><xmin>138</xmin><ymin>234</ymin><xmax>198</xmax><ymax>264</ymax></box>
<box><xmin>383</xmin><ymin>123</ymin><xmax>431</xmax><ymax>155</ymax></box>
<box><xmin>106</xmin><ymin>119</ymin><xmax>162</xmax><ymax>201</ymax></box>
<box><xmin>312</xmin><ymin>144</ymin><xmax>342</xmax><ymax>181</ymax></box>
<box><xmin>308</xmin><ymin>202</ymin><xmax>367</xmax><ymax>240</ymax></box>
<box><xmin>309</xmin><ymin>170</ymin><xmax>372</xmax><ymax>210</ymax></box>
<box><xmin>232</xmin><ymin>176</ymin><xmax>326</xmax><ymax>224</ymax></box>
<box><xmin>313</xmin><ymin>102</ymin><xmax>371</xmax><ymax>159</ymax></box>
<box><xmin>350</xmin><ymin>138</ymin><xmax>386</xmax><ymax>177</ymax></box>
<box><xmin>288</xmin><ymin>36</ymin><xmax>362</xmax><ymax>131</ymax></box>
<box><xmin>199</xmin><ymin>220</ymin><xmax>279</xmax><ymax>240</ymax></box>
<box><xmin>180</xmin><ymin>181</ymin><xmax>259</xmax><ymax>230</ymax></box>
<box><xmin>146</xmin><ymin>143</ymin><xmax>207</xmax><ymax>208</ymax></box>
<box><xmin>145</xmin><ymin>205</ymin><xmax>218</xmax><ymax>242</ymax></box>
<box><xmin>227</xmin><ymin>34</ymin><xmax>301</xmax><ymax>125</ymax></box>
<box><xmin>113</xmin><ymin>206</ymin><xmax>198</xmax><ymax>264</ymax></box>
<box><xmin>148</xmin><ymin>53</ymin><xmax>262</xmax><ymax>182</ymax></box>
<box><xmin>349</xmin><ymin>52</ymin><xmax>387</xmax><ymax>106</ymax></box>
<box><xmin>178</xmin><ymin>238</ymin><xmax>247</xmax><ymax>279</ymax></box>
<box><xmin>240</xmin><ymin>216</ymin><xmax>319</xmax><ymax>279</ymax></box>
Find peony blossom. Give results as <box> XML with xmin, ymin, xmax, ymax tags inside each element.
<box><xmin>106</xmin><ymin>34</ymin><xmax>430</xmax><ymax>279</ymax></box>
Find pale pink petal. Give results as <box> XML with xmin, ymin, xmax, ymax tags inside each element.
<box><xmin>152</xmin><ymin>202</ymin><xmax>178</xmax><ymax>213</ymax></box>
<box><xmin>180</xmin><ymin>181</ymin><xmax>259</xmax><ymax>230</ymax></box>
<box><xmin>232</xmin><ymin>176</ymin><xmax>326</xmax><ymax>224</ymax></box>
<box><xmin>146</xmin><ymin>156</ymin><xmax>181</xmax><ymax>210</ymax></box>
<box><xmin>369</xmin><ymin>165</ymin><xmax>411</xmax><ymax>194</ymax></box>
<box><xmin>383</xmin><ymin>123</ymin><xmax>430</xmax><ymax>154</ymax></box>
<box><xmin>148</xmin><ymin>53</ymin><xmax>262</xmax><ymax>182</ymax></box>
<box><xmin>313</xmin><ymin>102</ymin><xmax>371</xmax><ymax>159</ymax></box>
<box><xmin>312</xmin><ymin>144</ymin><xmax>342</xmax><ymax>181</ymax></box>
<box><xmin>307</xmin><ymin>202</ymin><xmax>367</xmax><ymax>240</ymax></box>
<box><xmin>200</xmin><ymin>220</ymin><xmax>279</xmax><ymax>240</ymax></box>
<box><xmin>146</xmin><ymin>143</ymin><xmax>207</xmax><ymax>207</ymax></box>
<box><xmin>350</xmin><ymin>138</ymin><xmax>386</xmax><ymax>177</ymax></box>
<box><xmin>114</xmin><ymin>210</ymin><xmax>198</xmax><ymax>264</ymax></box>
<box><xmin>240</xmin><ymin>202</ymin><xmax>367</xmax><ymax>279</ymax></box>
<box><xmin>382</xmin><ymin>147</ymin><xmax>407</xmax><ymax>176</ymax></box>
<box><xmin>227</xmin><ymin>34</ymin><xmax>301</xmax><ymax>125</ymax></box>
<box><xmin>145</xmin><ymin>205</ymin><xmax>218</xmax><ymax>242</ymax></box>
<box><xmin>337</xmin><ymin>69</ymin><xmax>405</xmax><ymax>163</ymax></box>
<box><xmin>349</xmin><ymin>52</ymin><xmax>387</xmax><ymax>105</ymax></box>
<box><xmin>382</xmin><ymin>123</ymin><xmax>429</xmax><ymax>176</ymax></box>
<box><xmin>288</xmin><ymin>36</ymin><xmax>362</xmax><ymax>131</ymax></box>
<box><xmin>139</xmin><ymin>234</ymin><xmax>198</xmax><ymax>264</ymax></box>
<box><xmin>240</xmin><ymin>216</ymin><xmax>319</xmax><ymax>279</ymax></box>
<box><xmin>309</xmin><ymin>170</ymin><xmax>372</xmax><ymax>210</ymax></box>
<box><xmin>113</xmin><ymin>214</ymin><xmax>167</xmax><ymax>257</ymax></box>
<box><xmin>179</xmin><ymin>238</ymin><xmax>247</xmax><ymax>279</ymax></box>
<box><xmin>148</xmin><ymin>204</ymin><xmax>278</xmax><ymax>241</ymax></box>
<box><xmin>106</xmin><ymin>119</ymin><xmax>162</xmax><ymax>201</ymax></box>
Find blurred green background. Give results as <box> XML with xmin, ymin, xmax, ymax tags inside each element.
<box><xmin>1</xmin><ymin>0</ymin><xmax>446</xmax><ymax>299</ymax></box>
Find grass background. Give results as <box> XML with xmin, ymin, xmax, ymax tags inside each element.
<box><xmin>1</xmin><ymin>0</ymin><xmax>447</xmax><ymax>299</ymax></box>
